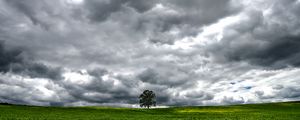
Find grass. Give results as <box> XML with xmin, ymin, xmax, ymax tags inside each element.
<box><xmin>0</xmin><ymin>101</ymin><xmax>300</xmax><ymax>120</ymax></box>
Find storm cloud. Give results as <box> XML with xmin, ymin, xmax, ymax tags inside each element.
<box><xmin>0</xmin><ymin>0</ymin><xmax>299</xmax><ymax>107</ymax></box>
<box><xmin>204</xmin><ymin>0</ymin><xmax>300</xmax><ymax>69</ymax></box>
<box><xmin>0</xmin><ymin>41</ymin><xmax>62</xmax><ymax>80</ymax></box>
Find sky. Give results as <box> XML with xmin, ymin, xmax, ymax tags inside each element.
<box><xmin>0</xmin><ymin>0</ymin><xmax>300</xmax><ymax>107</ymax></box>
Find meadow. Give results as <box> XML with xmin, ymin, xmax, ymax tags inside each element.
<box><xmin>0</xmin><ymin>101</ymin><xmax>300</xmax><ymax>120</ymax></box>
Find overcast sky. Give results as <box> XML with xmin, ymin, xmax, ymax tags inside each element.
<box><xmin>0</xmin><ymin>0</ymin><xmax>300</xmax><ymax>107</ymax></box>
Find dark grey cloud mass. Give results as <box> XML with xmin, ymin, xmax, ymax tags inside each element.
<box><xmin>227</xmin><ymin>35</ymin><xmax>300</xmax><ymax>68</ymax></box>
<box><xmin>204</xmin><ymin>0</ymin><xmax>300</xmax><ymax>69</ymax></box>
<box><xmin>85</xmin><ymin>0</ymin><xmax>157</xmax><ymax>22</ymax></box>
<box><xmin>0</xmin><ymin>0</ymin><xmax>300</xmax><ymax>107</ymax></box>
<box><xmin>0</xmin><ymin>41</ymin><xmax>62</xmax><ymax>80</ymax></box>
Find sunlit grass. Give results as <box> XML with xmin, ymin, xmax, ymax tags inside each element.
<box><xmin>0</xmin><ymin>101</ymin><xmax>300</xmax><ymax>120</ymax></box>
<box><xmin>176</xmin><ymin>107</ymin><xmax>247</xmax><ymax>113</ymax></box>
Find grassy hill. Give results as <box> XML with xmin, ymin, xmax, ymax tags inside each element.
<box><xmin>0</xmin><ymin>101</ymin><xmax>300</xmax><ymax>120</ymax></box>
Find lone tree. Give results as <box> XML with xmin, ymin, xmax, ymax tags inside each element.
<box><xmin>139</xmin><ymin>90</ymin><xmax>156</xmax><ymax>109</ymax></box>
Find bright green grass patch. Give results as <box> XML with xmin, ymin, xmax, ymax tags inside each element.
<box><xmin>0</xmin><ymin>101</ymin><xmax>300</xmax><ymax>120</ymax></box>
<box><xmin>176</xmin><ymin>107</ymin><xmax>247</xmax><ymax>113</ymax></box>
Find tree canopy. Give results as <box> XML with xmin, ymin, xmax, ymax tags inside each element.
<box><xmin>139</xmin><ymin>90</ymin><xmax>156</xmax><ymax>109</ymax></box>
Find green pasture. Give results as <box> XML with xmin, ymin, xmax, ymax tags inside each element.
<box><xmin>0</xmin><ymin>101</ymin><xmax>300</xmax><ymax>120</ymax></box>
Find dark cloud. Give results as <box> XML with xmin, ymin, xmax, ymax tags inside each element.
<box><xmin>11</xmin><ymin>62</ymin><xmax>62</xmax><ymax>80</ymax></box>
<box><xmin>5</xmin><ymin>0</ymin><xmax>39</xmax><ymax>24</ymax></box>
<box><xmin>127</xmin><ymin>0</ymin><xmax>158</xmax><ymax>13</ymax></box>
<box><xmin>0</xmin><ymin>41</ymin><xmax>62</xmax><ymax>80</ymax></box>
<box><xmin>224</xmin><ymin>36</ymin><xmax>300</xmax><ymax>69</ymax></box>
<box><xmin>84</xmin><ymin>0</ymin><xmax>127</xmax><ymax>22</ymax></box>
<box><xmin>221</xmin><ymin>96</ymin><xmax>245</xmax><ymax>105</ymax></box>
<box><xmin>204</xmin><ymin>0</ymin><xmax>300</xmax><ymax>69</ymax></box>
<box><xmin>60</xmin><ymin>70</ymin><xmax>139</xmax><ymax>105</ymax></box>
<box><xmin>137</xmin><ymin>67</ymin><xmax>195</xmax><ymax>87</ymax></box>
<box><xmin>148</xmin><ymin>38</ymin><xmax>175</xmax><ymax>45</ymax></box>
<box><xmin>87</xmin><ymin>68</ymin><xmax>108</xmax><ymax>78</ymax></box>
<box><xmin>85</xmin><ymin>0</ymin><xmax>240</xmax><ymax>45</ymax></box>
<box><xmin>251</xmin><ymin>36</ymin><xmax>300</xmax><ymax>68</ymax></box>
<box><xmin>255</xmin><ymin>86</ymin><xmax>300</xmax><ymax>100</ymax></box>
<box><xmin>162</xmin><ymin>0</ymin><xmax>239</xmax><ymax>26</ymax></box>
<box><xmin>84</xmin><ymin>0</ymin><xmax>157</xmax><ymax>22</ymax></box>
<box><xmin>185</xmin><ymin>91</ymin><xmax>214</xmax><ymax>100</ymax></box>
<box><xmin>4</xmin><ymin>0</ymin><xmax>51</xmax><ymax>29</ymax></box>
<box><xmin>0</xmin><ymin>41</ymin><xmax>23</xmax><ymax>72</ymax></box>
<box><xmin>136</xmin><ymin>0</ymin><xmax>240</xmax><ymax>45</ymax></box>
<box><xmin>278</xmin><ymin>87</ymin><xmax>300</xmax><ymax>99</ymax></box>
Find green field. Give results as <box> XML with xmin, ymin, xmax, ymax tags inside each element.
<box><xmin>0</xmin><ymin>101</ymin><xmax>300</xmax><ymax>120</ymax></box>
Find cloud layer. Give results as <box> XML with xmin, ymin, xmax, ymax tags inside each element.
<box><xmin>0</xmin><ymin>0</ymin><xmax>300</xmax><ymax>107</ymax></box>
